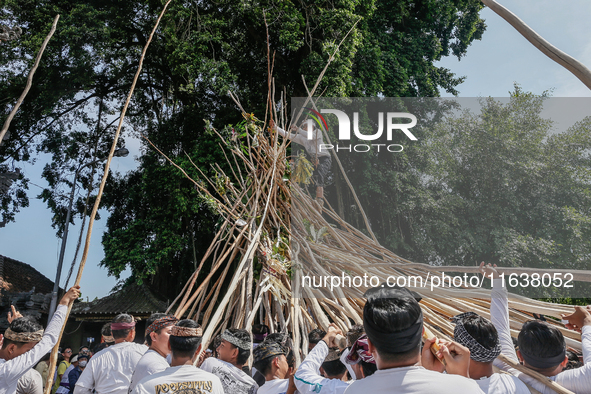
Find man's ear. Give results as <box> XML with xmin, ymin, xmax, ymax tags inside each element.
<box><xmin>366</xmin><ymin>337</ymin><xmax>376</xmax><ymax>355</ymax></box>
<box><xmin>6</xmin><ymin>343</ymin><xmax>16</xmax><ymax>356</ymax></box>
<box><xmin>319</xmin><ymin>366</ymin><xmax>327</xmax><ymax>378</ymax></box>
<box><xmin>191</xmin><ymin>344</ymin><xmax>203</xmax><ymax>363</ymax></box>
<box><xmin>516</xmin><ymin>350</ymin><xmax>524</xmax><ymax>363</ymax></box>
<box><xmin>168</xmin><ymin>341</ymin><xmax>172</xmax><ymax>351</ymax></box>
<box><xmin>560</xmin><ymin>355</ymin><xmax>569</xmax><ymax>368</ymax></box>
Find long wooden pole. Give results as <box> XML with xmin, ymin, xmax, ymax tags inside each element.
<box><xmin>42</xmin><ymin>2</ymin><xmax>174</xmax><ymax>393</ymax></box>
<box><xmin>0</xmin><ymin>15</ymin><xmax>59</xmax><ymax>145</ymax></box>
<box><xmin>481</xmin><ymin>0</ymin><xmax>591</xmax><ymax>90</ymax></box>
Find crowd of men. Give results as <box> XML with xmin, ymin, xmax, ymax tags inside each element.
<box><xmin>0</xmin><ymin>263</ymin><xmax>589</xmax><ymax>394</ymax></box>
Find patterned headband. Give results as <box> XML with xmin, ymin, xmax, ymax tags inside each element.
<box><xmin>146</xmin><ymin>316</ymin><xmax>178</xmax><ymax>336</ymax></box>
<box><xmin>171</xmin><ymin>325</ymin><xmax>202</xmax><ymax>337</ymax></box>
<box><xmin>221</xmin><ymin>329</ymin><xmax>252</xmax><ymax>351</ymax></box>
<box><xmin>4</xmin><ymin>328</ymin><xmax>44</xmax><ymax>342</ymax></box>
<box><xmin>345</xmin><ymin>334</ymin><xmax>375</xmax><ymax>365</ymax></box>
<box><xmin>103</xmin><ymin>335</ymin><xmax>115</xmax><ymax>343</ymax></box>
<box><xmin>111</xmin><ymin>321</ymin><xmax>136</xmax><ymax>330</ymax></box>
<box><xmin>452</xmin><ymin>312</ymin><xmax>502</xmax><ymax>363</ymax></box>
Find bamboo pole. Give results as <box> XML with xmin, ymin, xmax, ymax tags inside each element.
<box><xmin>42</xmin><ymin>2</ymin><xmax>174</xmax><ymax>392</ymax></box>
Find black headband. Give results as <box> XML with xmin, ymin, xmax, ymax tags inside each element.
<box><xmin>520</xmin><ymin>347</ymin><xmax>566</xmax><ymax>369</ymax></box>
<box><xmin>363</xmin><ymin>309</ymin><xmax>423</xmax><ymax>354</ymax></box>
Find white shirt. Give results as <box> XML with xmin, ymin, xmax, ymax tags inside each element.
<box><xmin>56</xmin><ymin>364</ymin><xmax>75</xmax><ymax>393</ymax></box>
<box><xmin>132</xmin><ymin>365</ymin><xmax>224</xmax><ymax>394</ymax></box>
<box><xmin>491</xmin><ymin>278</ymin><xmax>591</xmax><ymax>394</ymax></box>
<box><xmin>275</xmin><ymin>126</ymin><xmax>330</xmax><ymax>158</ymax></box>
<box><xmin>344</xmin><ymin>365</ymin><xmax>484</xmax><ymax>394</ymax></box>
<box><xmin>73</xmin><ymin>341</ymin><xmax>148</xmax><ymax>394</ymax></box>
<box><xmin>200</xmin><ymin>357</ymin><xmax>258</xmax><ymax>394</ymax></box>
<box><xmin>257</xmin><ymin>379</ymin><xmax>289</xmax><ymax>394</ymax></box>
<box><xmin>16</xmin><ymin>368</ymin><xmax>43</xmax><ymax>394</ymax></box>
<box><xmin>0</xmin><ymin>304</ymin><xmax>68</xmax><ymax>394</ymax></box>
<box><xmin>128</xmin><ymin>349</ymin><xmax>170</xmax><ymax>393</ymax></box>
<box><xmin>294</xmin><ymin>340</ymin><xmax>351</xmax><ymax>394</ymax></box>
<box><xmin>475</xmin><ymin>372</ymin><xmax>530</xmax><ymax>394</ymax></box>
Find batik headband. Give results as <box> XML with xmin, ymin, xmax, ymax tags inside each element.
<box><xmin>221</xmin><ymin>329</ymin><xmax>252</xmax><ymax>351</ymax></box>
<box><xmin>4</xmin><ymin>328</ymin><xmax>44</xmax><ymax>342</ymax></box>
<box><xmin>452</xmin><ymin>312</ymin><xmax>502</xmax><ymax>363</ymax></box>
<box><xmin>111</xmin><ymin>321</ymin><xmax>136</xmax><ymax>330</ymax></box>
<box><xmin>253</xmin><ymin>341</ymin><xmax>286</xmax><ymax>363</ymax></box>
<box><xmin>171</xmin><ymin>325</ymin><xmax>202</xmax><ymax>337</ymax></box>
<box><xmin>146</xmin><ymin>316</ymin><xmax>178</xmax><ymax>336</ymax></box>
<box><xmin>345</xmin><ymin>334</ymin><xmax>375</xmax><ymax>365</ymax></box>
<box><xmin>103</xmin><ymin>335</ymin><xmax>115</xmax><ymax>343</ymax></box>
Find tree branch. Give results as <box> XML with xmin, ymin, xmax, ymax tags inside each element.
<box><xmin>0</xmin><ymin>15</ymin><xmax>60</xmax><ymax>145</ymax></box>
<box><xmin>482</xmin><ymin>0</ymin><xmax>591</xmax><ymax>90</ymax></box>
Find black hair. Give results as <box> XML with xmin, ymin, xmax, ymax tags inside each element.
<box><xmin>266</xmin><ymin>332</ymin><xmax>286</xmax><ymax>344</ymax></box>
<box><xmin>226</xmin><ymin>328</ymin><xmax>251</xmax><ymax>366</ymax></box>
<box><xmin>101</xmin><ymin>322</ymin><xmax>114</xmax><ymax>344</ymax></box>
<box><xmin>363</xmin><ymin>290</ymin><xmax>422</xmax><ymax>363</ymax></box>
<box><xmin>518</xmin><ymin>320</ymin><xmax>566</xmax><ymax>370</ymax></box>
<box><xmin>145</xmin><ymin>313</ymin><xmax>169</xmax><ymax>346</ymax></box>
<box><xmin>308</xmin><ymin>329</ymin><xmax>326</xmax><ymax>345</ymax></box>
<box><xmin>93</xmin><ymin>343</ymin><xmax>108</xmax><ymax>353</ymax></box>
<box><xmin>253</xmin><ymin>354</ymin><xmax>280</xmax><ymax>376</ymax></box>
<box><xmin>359</xmin><ymin>360</ymin><xmax>377</xmax><ymax>377</ymax></box>
<box><xmin>111</xmin><ymin>314</ymin><xmax>134</xmax><ymax>340</ymax></box>
<box><xmin>286</xmin><ymin>348</ymin><xmax>295</xmax><ymax>368</ymax></box>
<box><xmin>321</xmin><ymin>358</ymin><xmax>346</xmax><ymax>378</ymax></box>
<box><xmin>169</xmin><ymin>320</ymin><xmax>202</xmax><ymax>358</ymax></box>
<box><xmin>212</xmin><ymin>334</ymin><xmax>223</xmax><ymax>358</ymax></box>
<box><xmin>252</xmin><ymin>324</ymin><xmax>270</xmax><ymax>344</ymax></box>
<box><xmin>347</xmin><ymin>325</ymin><xmax>365</xmax><ymax>347</ymax></box>
<box><xmin>459</xmin><ymin>314</ymin><xmax>499</xmax><ymax>351</ymax></box>
<box><xmin>2</xmin><ymin>316</ymin><xmax>43</xmax><ymax>348</ymax></box>
<box><xmin>564</xmin><ymin>350</ymin><xmax>583</xmax><ymax>370</ymax></box>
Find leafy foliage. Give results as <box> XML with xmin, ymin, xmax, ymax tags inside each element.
<box><xmin>0</xmin><ymin>0</ymin><xmax>486</xmax><ymax>298</ymax></box>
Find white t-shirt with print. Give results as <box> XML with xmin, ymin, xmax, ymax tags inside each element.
<box><xmin>133</xmin><ymin>365</ymin><xmax>224</xmax><ymax>394</ymax></box>
<box><xmin>128</xmin><ymin>349</ymin><xmax>170</xmax><ymax>393</ymax></box>
<box><xmin>200</xmin><ymin>357</ymin><xmax>258</xmax><ymax>394</ymax></box>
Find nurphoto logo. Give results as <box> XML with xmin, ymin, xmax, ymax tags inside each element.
<box><xmin>303</xmin><ymin>107</ymin><xmax>418</xmax><ymax>153</ymax></box>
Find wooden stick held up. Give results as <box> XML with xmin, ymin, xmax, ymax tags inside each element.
<box><xmin>42</xmin><ymin>2</ymin><xmax>175</xmax><ymax>392</ymax></box>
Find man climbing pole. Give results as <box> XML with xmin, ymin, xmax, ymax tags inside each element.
<box><xmin>271</xmin><ymin>119</ymin><xmax>332</xmax><ymax>207</ymax></box>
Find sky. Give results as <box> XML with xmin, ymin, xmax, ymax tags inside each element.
<box><xmin>2</xmin><ymin>0</ymin><xmax>591</xmax><ymax>300</ymax></box>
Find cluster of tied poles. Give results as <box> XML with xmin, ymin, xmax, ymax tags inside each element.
<box><xmin>4</xmin><ymin>2</ymin><xmax>591</xmax><ymax>394</ymax></box>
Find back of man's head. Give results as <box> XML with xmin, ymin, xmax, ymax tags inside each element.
<box><xmin>111</xmin><ymin>313</ymin><xmax>135</xmax><ymax>340</ymax></box>
<box><xmin>169</xmin><ymin>319</ymin><xmax>202</xmax><ymax>358</ymax></box>
<box><xmin>252</xmin><ymin>324</ymin><xmax>270</xmax><ymax>344</ymax></box>
<box><xmin>101</xmin><ymin>322</ymin><xmax>114</xmax><ymax>345</ymax></box>
<box><xmin>321</xmin><ymin>348</ymin><xmax>347</xmax><ymax>378</ymax></box>
<box><xmin>363</xmin><ymin>287</ymin><xmax>423</xmax><ymax>364</ymax></box>
<box><xmin>308</xmin><ymin>329</ymin><xmax>326</xmax><ymax>345</ymax></box>
<box><xmin>453</xmin><ymin>312</ymin><xmax>501</xmax><ymax>365</ymax></box>
<box><xmin>2</xmin><ymin>316</ymin><xmax>43</xmax><ymax>349</ymax></box>
<box><xmin>518</xmin><ymin>320</ymin><xmax>566</xmax><ymax>373</ymax></box>
<box><xmin>347</xmin><ymin>325</ymin><xmax>365</xmax><ymax>348</ymax></box>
